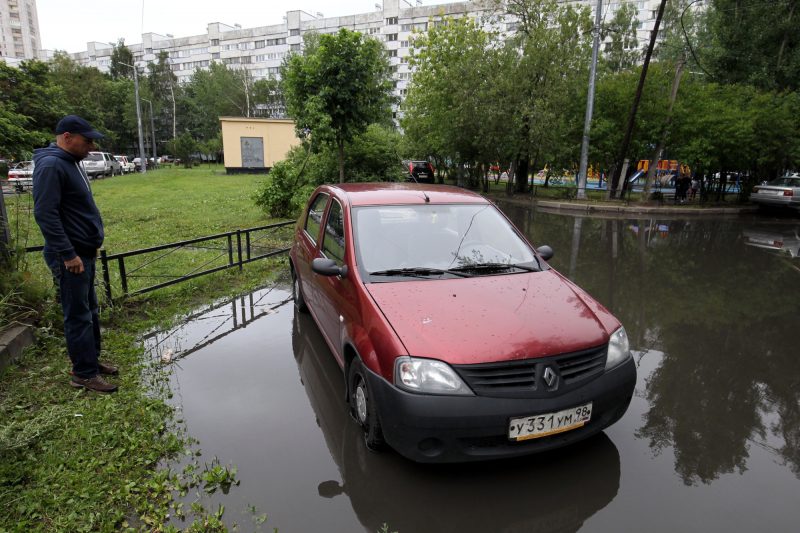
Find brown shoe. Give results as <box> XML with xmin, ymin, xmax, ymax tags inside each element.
<box><xmin>70</xmin><ymin>375</ymin><xmax>118</xmax><ymax>393</ymax></box>
<box><xmin>98</xmin><ymin>362</ymin><xmax>119</xmax><ymax>375</ymax></box>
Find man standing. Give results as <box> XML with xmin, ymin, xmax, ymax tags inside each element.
<box><xmin>32</xmin><ymin>115</ymin><xmax>118</xmax><ymax>393</ymax></box>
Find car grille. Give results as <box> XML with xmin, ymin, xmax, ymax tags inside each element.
<box><xmin>453</xmin><ymin>345</ymin><xmax>607</xmax><ymax>397</ymax></box>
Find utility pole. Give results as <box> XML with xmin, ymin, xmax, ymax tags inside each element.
<box><xmin>608</xmin><ymin>0</ymin><xmax>668</xmax><ymax>199</ymax></box>
<box><xmin>142</xmin><ymin>98</ymin><xmax>157</xmax><ymax>165</ymax></box>
<box><xmin>577</xmin><ymin>0</ymin><xmax>603</xmax><ymax>200</ymax></box>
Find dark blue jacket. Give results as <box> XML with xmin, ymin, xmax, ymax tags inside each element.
<box><xmin>32</xmin><ymin>144</ymin><xmax>104</xmax><ymax>259</ymax></box>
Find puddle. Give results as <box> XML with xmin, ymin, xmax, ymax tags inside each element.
<box><xmin>141</xmin><ymin>208</ymin><xmax>800</xmax><ymax>531</ymax></box>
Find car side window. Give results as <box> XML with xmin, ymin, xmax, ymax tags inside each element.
<box><xmin>304</xmin><ymin>193</ymin><xmax>329</xmax><ymax>244</ymax></box>
<box><xmin>322</xmin><ymin>200</ymin><xmax>346</xmax><ymax>266</ymax></box>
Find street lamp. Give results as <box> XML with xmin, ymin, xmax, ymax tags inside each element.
<box><xmin>116</xmin><ymin>59</ymin><xmax>147</xmax><ymax>174</ymax></box>
<box><xmin>141</xmin><ymin>98</ymin><xmax>157</xmax><ymax>167</ymax></box>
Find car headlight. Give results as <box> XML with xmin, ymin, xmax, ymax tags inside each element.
<box><xmin>605</xmin><ymin>327</ymin><xmax>631</xmax><ymax>370</ymax></box>
<box><xmin>394</xmin><ymin>356</ymin><xmax>474</xmax><ymax>395</ymax></box>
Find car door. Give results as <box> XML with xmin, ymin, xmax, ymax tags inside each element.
<box><xmin>296</xmin><ymin>192</ymin><xmax>329</xmax><ymax>312</ymax></box>
<box><xmin>314</xmin><ymin>198</ymin><xmax>357</xmax><ymax>364</ymax></box>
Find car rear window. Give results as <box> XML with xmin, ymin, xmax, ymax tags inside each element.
<box><xmin>85</xmin><ymin>153</ymin><xmax>103</xmax><ymax>161</ymax></box>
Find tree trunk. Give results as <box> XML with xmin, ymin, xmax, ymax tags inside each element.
<box><xmin>338</xmin><ymin>138</ymin><xmax>345</xmax><ymax>183</ymax></box>
<box><xmin>642</xmin><ymin>56</ymin><xmax>686</xmax><ymax>202</ymax></box>
<box><xmin>515</xmin><ymin>156</ymin><xmax>529</xmax><ymax>194</ymax></box>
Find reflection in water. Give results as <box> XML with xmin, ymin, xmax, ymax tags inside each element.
<box><xmin>500</xmin><ymin>203</ymin><xmax>800</xmax><ymax>485</ymax></box>
<box><xmin>292</xmin><ymin>310</ymin><xmax>620</xmax><ymax>533</ymax></box>
<box><xmin>142</xmin><ymin>286</ymin><xmax>292</xmax><ymax>363</ymax></box>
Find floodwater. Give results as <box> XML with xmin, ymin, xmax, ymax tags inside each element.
<box><xmin>143</xmin><ymin>205</ymin><xmax>800</xmax><ymax>532</ymax></box>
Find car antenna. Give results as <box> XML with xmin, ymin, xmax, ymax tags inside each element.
<box><xmin>422</xmin><ymin>190</ymin><xmax>430</xmax><ymax>203</ymax></box>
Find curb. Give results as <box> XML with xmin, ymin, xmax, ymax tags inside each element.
<box><xmin>486</xmin><ymin>193</ymin><xmax>758</xmax><ymax>216</ymax></box>
<box><xmin>0</xmin><ymin>325</ymin><xmax>35</xmax><ymax>372</ymax></box>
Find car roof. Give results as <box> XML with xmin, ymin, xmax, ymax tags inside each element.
<box><xmin>325</xmin><ymin>183</ymin><xmax>488</xmax><ymax>207</ymax></box>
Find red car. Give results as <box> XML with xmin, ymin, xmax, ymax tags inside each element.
<box><xmin>290</xmin><ymin>183</ymin><xmax>635</xmax><ymax>462</ymax></box>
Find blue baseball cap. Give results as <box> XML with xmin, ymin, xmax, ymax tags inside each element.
<box><xmin>55</xmin><ymin>115</ymin><xmax>105</xmax><ymax>139</ymax></box>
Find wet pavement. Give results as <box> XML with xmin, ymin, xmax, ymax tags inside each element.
<box><xmin>143</xmin><ymin>206</ymin><xmax>800</xmax><ymax>532</ymax></box>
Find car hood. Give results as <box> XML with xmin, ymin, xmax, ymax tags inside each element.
<box><xmin>365</xmin><ymin>271</ymin><xmax>618</xmax><ymax>365</ymax></box>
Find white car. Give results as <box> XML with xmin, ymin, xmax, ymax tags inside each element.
<box><xmin>7</xmin><ymin>161</ymin><xmax>34</xmax><ymax>192</ymax></box>
<box><xmin>82</xmin><ymin>151</ymin><xmax>114</xmax><ymax>178</ymax></box>
<box><xmin>114</xmin><ymin>155</ymin><xmax>135</xmax><ymax>173</ymax></box>
<box><xmin>751</xmin><ymin>173</ymin><xmax>800</xmax><ymax>211</ymax></box>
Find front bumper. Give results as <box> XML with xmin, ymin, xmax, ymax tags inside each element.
<box><xmin>366</xmin><ymin>357</ymin><xmax>636</xmax><ymax>463</ymax></box>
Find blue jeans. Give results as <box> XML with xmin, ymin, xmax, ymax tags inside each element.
<box><xmin>44</xmin><ymin>252</ymin><xmax>101</xmax><ymax>378</ymax></box>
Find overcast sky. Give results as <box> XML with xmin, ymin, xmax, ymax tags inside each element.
<box><xmin>36</xmin><ymin>0</ymin><xmax>457</xmax><ymax>53</ymax></box>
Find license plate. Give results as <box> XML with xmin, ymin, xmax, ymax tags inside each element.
<box><xmin>508</xmin><ymin>403</ymin><xmax>592</xmax><ymax>441</ymax></box>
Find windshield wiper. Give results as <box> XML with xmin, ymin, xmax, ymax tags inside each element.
<box><xmin>450</xmin><ymin>262</ymin><xmax>539</xmax><ymax>273</ymax></box>
<box><xmin>369</xmin><ymin>267</ymin><xmax>473</xmax><ymax>278</ymax></box>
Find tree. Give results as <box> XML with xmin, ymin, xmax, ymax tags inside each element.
<box><xmin>600</xmin><ymin>2</ymin><xmax>640</xmax><ymax>73</ymax></box>
<box><xmin>109</xmin><ymin>39</ymin><xmax>134</xmax><ymax>80</ymax></box>
<box><xmin>281</xmin><ymin>29</ymin><xmax>394</xmax><ymax>182</ymax></box>
<box><xmin>147</xmin><ymin>51</ymin><xmax>179</xmax><ymax>145</ymax></box>
<box><xmin>491</xmin><ymin>0</ymin><xmax>592</xmax><ymax>192</ymax></box>
<box><xmin>182</xmin><ymin>62</ymin><xmax>260</xmax><ymax>142</ymax></box>
<box><xmin>402</xmin><ymin>17</ymin><xmax>501</xmax><ymax>187</ymax></box>
<box><xmin>48</xmin><ymin>53</ymin><xmax>134</xmax><ymax>153</ymax></box>
<box><xmin>167</xmin><ymin>132</ymin><xmax>198</xmax><ymax>168</ymax></box>
<box><xmin>702</xmin><ymin>0</ymin><xmax>800</xmax><ymax>91</ymax></box>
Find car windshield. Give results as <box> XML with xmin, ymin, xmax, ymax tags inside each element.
<box><xmin>85</xmin><ymin>153</ymin><xmax>103</xmax><ymax>161</ymax></box>
<box><xmin>353</xmin><ymin>203</ymin><xmax>537</xmax><ymax>275</ymax></box>
<box><xmin>768</xmin><ymin>175</ymin><xmax>800</xmax><ymax>187</ymax></box>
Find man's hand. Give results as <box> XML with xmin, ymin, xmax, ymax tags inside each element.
<box><xmin>64</xmin><ymin>256</ymin><xmax>84</xmax><ymax>274</ymax></box>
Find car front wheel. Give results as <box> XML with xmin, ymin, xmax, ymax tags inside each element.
<box><xmin>348</xmin><ymin>359</ymin><xmax>385</xmax><ymax>451</ymax></box>
<box><xmin>292</xmin><ymin>269</ymin><xmax>308</xmax><ymax>313</ymax></box>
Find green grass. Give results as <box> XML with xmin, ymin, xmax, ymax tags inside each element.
<box><xmin>7</xmin><ymin>164</ymin><xmax>273</xmax><ymax>251</ymax></box>
<box><xmin>1</xmin><ymin>165</ymin><xmax>290</xmax><ymax>532</ymax></box>
<box><xmin>6</xmin><ymin>165</ymin><xmax>292</xmax><ymax>303</ymax></box>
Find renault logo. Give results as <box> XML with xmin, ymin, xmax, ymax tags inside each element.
<box><xmin>543</xmin><ymin>366</ymin><xmax>558</xmax><ymax>389</ymax></box>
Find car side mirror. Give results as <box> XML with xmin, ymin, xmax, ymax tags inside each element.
<box><xmin>536</xmin><ymin>245</ymin><xmax>554</xmax><ymax>261</ymax></box>
<box><xmin>312</xmin><ymin>257</ymin><xmax>348</xmax><ymax>278</ymax></box>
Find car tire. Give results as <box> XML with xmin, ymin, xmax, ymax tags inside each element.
<box><xmin>292</xmin><ymin>269</ymin><xmax>308</xmax><ymax>313</ymax></box>
<box><xmin>348</xmin><ymin>358</ymin><xmax>386</xmax><ymax>451</ymax></box>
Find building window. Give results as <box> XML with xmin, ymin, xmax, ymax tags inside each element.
<box><xmin>212</xmin><ymin>52</ymin><xmax>220</xmax><ymax>59</ymax></box>
<box><xmin>401</xmin><ymin>24</ymin><xmax>412</xmax><ymax>32</ymax></box>
<box><xmin>289</xmin><ymin>28</ymin><xmax>300</xmax><ymax>36</ymax></box>
<box><xmin>290</xmin><ymin>43</ymin><xmax>301</xmax><ymax>52</ymax></box>
<box><xmin>386</xmin><ymin>33</ymin><xmax>397</xmax><ymax>41</ymax></box>
<box><xmin>241</xmin><ymin>55</ymin><xmax>251</xmax><ymax>64</ymax></box>
<box><xmin>400</xmin><ymin>40</ymin><xmax>410</xmax><ymax>48</ymax></box>
<box><xmin>414</xmin><ymin>22</ymin><xmax>427</xmax><ymax>31</ymax></box>
<box><xmin>211</xmin><ymin>39</ymin><xmax>219</xmax><ymax>46</ymax></box>
<box><xmin>386</xmin><ymin>17</ymin><xmax>398</xmax><ymax>25</ymax></box>
<box><xmin>387</xmin><ymin>49</ymin><xmax>397</xmax><ymax>57</ymax></box>
<box><xmin>255</xmin><ymin>40</ymin><xmax>265</xmax><ymax>49</ymax></box>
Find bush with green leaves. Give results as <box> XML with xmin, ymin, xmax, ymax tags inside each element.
<box><xmin>253</xmin><ymin>124</ymin><xmax>406</xmax><ymax>218</ymax></box>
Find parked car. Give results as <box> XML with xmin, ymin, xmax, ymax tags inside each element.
<box><xmin>289</xmin><ymin>183</ymin><xmax>636</xmax><ymax>463</ymax></box>
<box><xmin>751</xmin><ymin>172</ymin><xmax>800</xmax><ymax>211</ymax></box>
<box><xmin>114</xmin><ymin>155</ymin><xmax>135</xmax><ymax>174</ymax></box>
<box><xmin>7</xmin><ymin>160</ymin><xmax>34</xmax><ymax>192</ymax></box>
<box><xmin>407</xmin><ymin>160</ymin><xmax>436</xmax><ymax>183</ymax></box>
<box><xmin>82</xmin><ymin>151</ymin><xmax>115</xmax><ymax>178</ymax></box>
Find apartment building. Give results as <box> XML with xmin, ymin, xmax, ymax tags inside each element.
<box><xmin>60</xmin><ymin>0</ymin><xmax>669</xmax><ymax>113</ymax></box>
<box><xmin>0</xmin><ymin>0</ymin><xmax>41</xmax><ymax>63</ymax></box>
